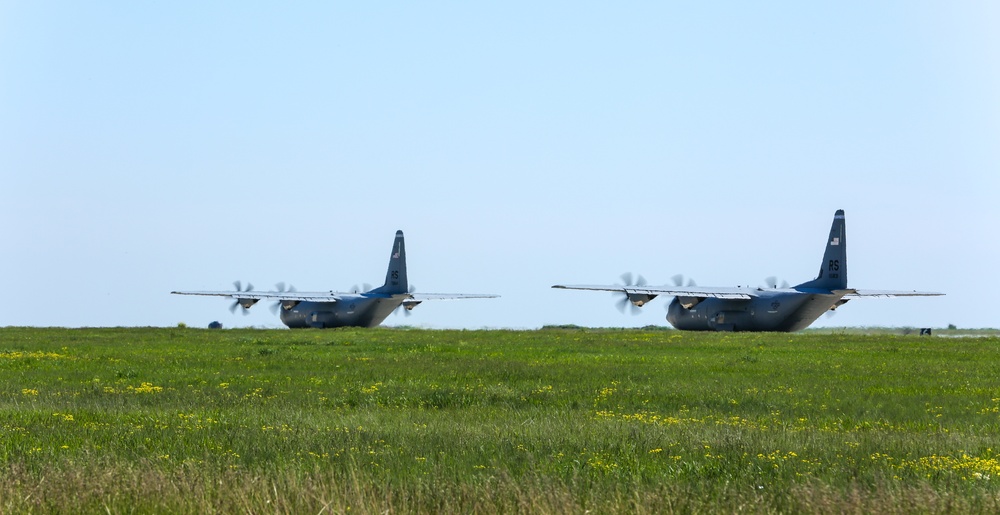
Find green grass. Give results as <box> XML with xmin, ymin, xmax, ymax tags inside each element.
<box><xmin>1</xmin><ymin>327</ymin><xmax>1000</xmax><ymax>513</ymax></box>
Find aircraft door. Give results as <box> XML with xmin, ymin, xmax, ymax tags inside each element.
<box><xmin>708</xmin><ymin>310</ymin><xmax>751</xmax><ymax>331</ymax></box>
<box><xmin>308</xmin><ymin>311</ymin><xmax>334</xmax><ymax>329</ymax></box>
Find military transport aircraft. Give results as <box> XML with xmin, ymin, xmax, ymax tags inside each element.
<box><xmin>172</xmin><ymin>231</ymin><xmax>498</xmax><ymax>328</ymax></box>
<box><xmin>552</xmin><ymin>210</ymin><xmax>943</xmax><ymax>332</ymax></box>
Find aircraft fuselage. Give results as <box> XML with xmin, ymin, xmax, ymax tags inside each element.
<box><xmin>279</xmin><ymin>297</ymin><xmax>405</xmax><ymax>329</ymax></box>
<box><xmin>666</xmin><ymin>289</ymin><xmax>847</xmax><ymax>332</ymax></box>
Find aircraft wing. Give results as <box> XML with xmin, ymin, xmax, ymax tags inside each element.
<box><xmin>551</xmin><ymin>284</ymin><xmax>754</xmax><ymax>300</ymax></box>
<box><xmin>408</xmin><ymin>293</ymin><xmax>500</xmax><ymax>300</ymax></box>
<box><xmin>170</xmin><ymin>290</ymin><xmax>361</xmax><ymax>302</ymax></box>
<box><xmin>171</xmin><ymin>290</ymin><xmax>500</xmax><ymax>302</ymax></box>
<box><xmin>840</xmin><ymin>289</ymin><xmax>945</xmax><ymax>298</ymax></box>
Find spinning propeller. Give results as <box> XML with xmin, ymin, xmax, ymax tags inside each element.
<box><xmin>614</xmin><ymin>273</ymin><xmax>647</xmax><ymax>315</ymax></box>
<box><xmin>269</xmin><ymin>282</ymin><xmax>298</xmax><ymax>315</ymax></box>
<box><xmin>229</xmin><ymin>281</ymin><xmax>255</xmax><ymax>315</ymax></box>
<box><xmin>672</xmin><ymin>274</ymin><xmax>697</xmax><ymax>287</ymax></box>
<box><xmin>762</xmin><ymin>276</ymin><xmax>790</xmax><ymax>289</ymax></box>
<box><xmin>666</xmin><ymin>274</ymin><xmax>700</xmax><ymax>311</ymax></box>
<box><xmin>394</xmin><ymin>285</ymin><xmax>418</xmax><ymax>316</ymax></box>
<box><xmin>826</xmin><ymin>299</ymin><xmax>849</xmax><ymax>318</ymax></box>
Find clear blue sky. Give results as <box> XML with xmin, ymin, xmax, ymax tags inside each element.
<box><xmin>2</xmin><ymin>3</ymin><xmax>997</xmax><ymax>330</ymax></box>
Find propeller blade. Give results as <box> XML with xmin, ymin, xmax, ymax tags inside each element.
<box><xmin>612</xmin><ymin>273</ymin><xmax>646</xmax><ymax>315</ymax></box>
<box><xmin>761</xmin><ymin>277</ymin><xmax>790</xmax><ymax>289</ymax></box>
<box><xmin>270</xmin><ymin>282</ymin><xmax>298</xmax><ymax>314</ymax></box>
<box><xmin>229</xmin><ymin>302</ymin><xmax>249</xmax><ymax>316</ymax></box>
<box><xmin>614</xmin><ymin>295</ymin><xmax>629</xmax><ymax>314</ymax></box>
<box><xmin>619</xmin><ymin>272</ymin><xmax>647</xmax><ymax>287</ymax></box>
<box><xmin>672</xmin><ymin>274</ymin><xmax>697</xmax><ymax>287</ymax></box>
<box><xmin>228</xmin><ymin>280</ymin><xmax>254</xmax><ymax>315</ymax></box>
<box><xmin>394</xmin><ymin>285</ymin><xmax>418</xmax><ymax>316</ymax></box>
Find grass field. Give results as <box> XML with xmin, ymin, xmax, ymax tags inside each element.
<box><xmin>1</xmin><ymin>327</ymin><xmax>999</xmax><ymax>513</ymax></box>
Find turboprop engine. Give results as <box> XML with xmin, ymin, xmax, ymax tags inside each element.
<box><xmin>627</xmin><ymin>293</ymin><xmax>656</xmax><ymax>307</ymax></box>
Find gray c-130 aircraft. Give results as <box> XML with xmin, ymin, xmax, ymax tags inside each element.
<box><xmin>172</xmin><ymin>231</ymin><xmax>498</xmax><ymax>328</ymax></box>
<box><xmin>553</xmin><ymin>210</ymin><xmax>943</xmax><ymax>332</ymax></box>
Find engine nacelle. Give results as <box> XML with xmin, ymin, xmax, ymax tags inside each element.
<box><xmin>627</xmin><ymin>293</ymin><xmax>657</xmax><ymax>307</ymax></box>
<box><xmin>677</xmin><ymin>296</ymin><xmax>702</xmax><ymax>309</ymax></box>
<box><xmin>238</xmin><ymin>298</ymin><xmax>259</xmax><ymax>309</ymax></box>
<box><xmin>402</xmin><ymin>300</ymin><xmax>422</xmax><ymax>311</ymax></box>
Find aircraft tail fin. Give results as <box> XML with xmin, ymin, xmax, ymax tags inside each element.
<box><xmin>372</xmin><ymin>230</ymin><xmax>408</xmax><ymax>295</ymax></box>
<box><xmin>795</xmin><ymin>209</ymin><xmax>847</xmax><ymax>291</ymax></box>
